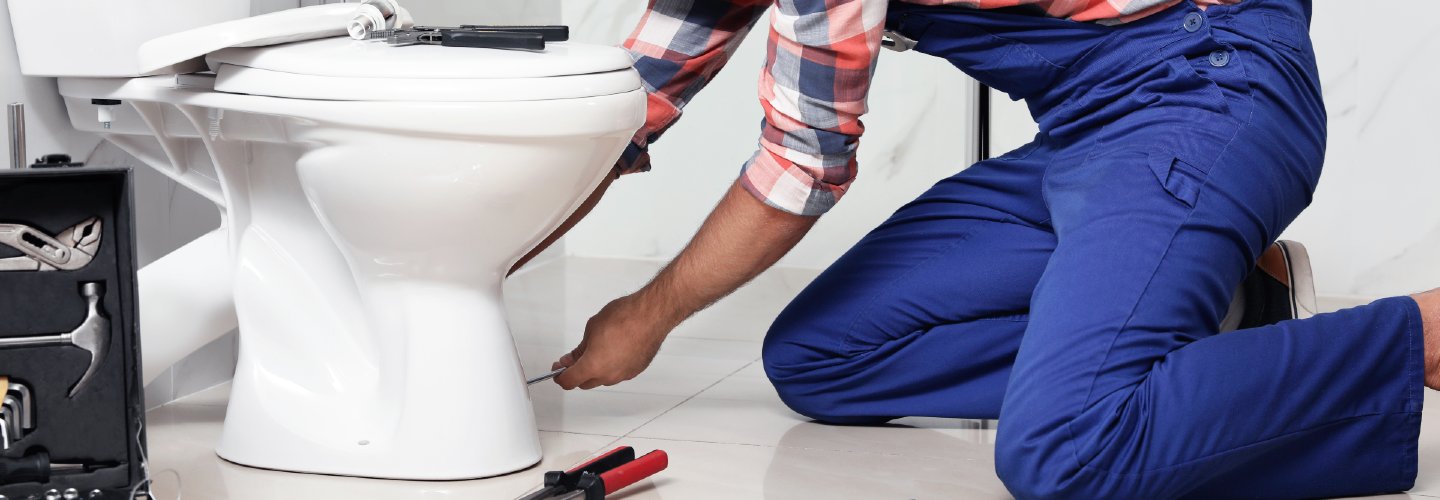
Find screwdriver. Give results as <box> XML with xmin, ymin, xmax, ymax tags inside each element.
<box><xmin>527</xmin><ymin>367</ymin><xmax>566</xmax><ymax>385</ymax></box>
<box><xmin>0</xmin><ymin>451</ymin><xmax>108</xmax><ymax>484</ymax></box>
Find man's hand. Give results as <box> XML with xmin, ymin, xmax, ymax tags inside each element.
<box><xmin>553</xmin><ymin>293</ymin><xmax>678</xmax><ymax>389</ymax></box>
<box><xmin>552</xmin><ymin>180</ymin><xmax>819</xmax><ymax>390</ymax></box>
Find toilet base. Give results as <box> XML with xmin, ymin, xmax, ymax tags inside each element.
<box><xmin>215</xmin><ymin>278</ymin><xmax>543</xmax><ymax>481</ymax></box>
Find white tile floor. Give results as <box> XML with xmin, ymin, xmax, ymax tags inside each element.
<box><xmin>144</xmin><ymin>257</ymin><xmax>1440</xmax><ymax>499</ymax></box>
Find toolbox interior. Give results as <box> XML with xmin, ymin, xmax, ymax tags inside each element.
<box><xmin>0</xmin><ymin>168</ymin><xmax>146</xmax><ymax>496</ymax></box>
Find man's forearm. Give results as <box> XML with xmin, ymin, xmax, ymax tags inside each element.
<box><xmin>635</xmin><ymin>179</ymin><xmax>818</xmax><ymax>326</ymax></box>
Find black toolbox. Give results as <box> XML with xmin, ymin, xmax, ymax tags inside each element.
<box><xmin>0</xmin><ymin>167</ymin><xmax>147</xmax><ymax>497</ymax></box>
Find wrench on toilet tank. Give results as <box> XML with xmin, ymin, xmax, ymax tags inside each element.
<box><xmin>0</xmin><ymin>283</ymin><xmax>110</xmax><ymax>397</ymax></box>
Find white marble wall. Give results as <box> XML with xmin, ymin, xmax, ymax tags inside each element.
<box><xmin>566</xmin><ymin>1</ymin><xmax>1440</xmax><ymax>301</ymax></box>
<box><xmin>562</xmin><ymin>1</ymin><xmax>981</xmax><ymax>268</ymax></box>
<box><xmin>1281</xmin><ymin>0</ymin><xmax>1440</xmax><ymax>299</ymax></box>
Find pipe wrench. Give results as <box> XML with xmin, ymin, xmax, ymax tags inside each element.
<box><xmin>0</xmin><ymin>217</ymin><xmax>101</xmax><ymax>271</ymax></box>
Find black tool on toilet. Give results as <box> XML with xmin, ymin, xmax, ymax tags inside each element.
<box><xmin>371</xmin><ymin>25</ymin><xmax>567</xmax><ymax>50</ymax></box>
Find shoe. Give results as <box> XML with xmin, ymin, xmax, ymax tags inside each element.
<box><xmin>1219</xmin><ymin>240</ymin><xmax>1319</xmax><ymax>332</ymax></box>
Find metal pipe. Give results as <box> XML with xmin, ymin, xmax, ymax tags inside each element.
<box><xmin>974</xmin><ymin>83</ymin><xmax>991</xmax><ymax>162</ymax></box>
<box><xmin>7</xmin><ymin>103</ymin><xmax>25</xmax><ymax>170</ymax></box>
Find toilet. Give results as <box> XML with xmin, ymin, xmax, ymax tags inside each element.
<box><xmin>7</xmin><ymin>1</ymin><xmax>644</xmax><ymax>480</ymax></box>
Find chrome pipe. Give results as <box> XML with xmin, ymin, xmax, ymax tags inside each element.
<box><xmin>7</xmin><ymin>103</ymin><xmax>26</xmax><ymax>170</ymax></box>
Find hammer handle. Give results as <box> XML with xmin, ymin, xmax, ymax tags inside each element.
<box><xmin>0</xmin><ymin>333</ymin><xmax>70</xmax><ymax>348</ymax></box>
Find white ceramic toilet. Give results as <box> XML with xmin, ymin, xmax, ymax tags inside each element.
<box><xmin>7</xmin><ymin>1</ymin><xmax>644</xmax><ymax>480</ymax></box>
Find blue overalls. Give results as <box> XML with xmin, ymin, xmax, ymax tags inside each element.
<box><xmin>760</xmin><ymin>0</ymin><xmax>1428</xmax><ymax>498</ymax></box>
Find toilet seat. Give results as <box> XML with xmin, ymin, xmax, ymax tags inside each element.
<box><xmin>207</xmin><ymin>38</ymin><xmax>641</xmax><ymax>102</ymax></box>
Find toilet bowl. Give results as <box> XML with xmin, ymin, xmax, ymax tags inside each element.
<box><xmin>9</xmin><ymin>1</ymin><xmax>644</xmax><ymax>480</ymax></box>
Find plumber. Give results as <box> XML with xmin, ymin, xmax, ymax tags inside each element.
<box><xmin>525</xmin><ymin>0</ymin><xmax>1439</xmax><ymax>497</ymax></box>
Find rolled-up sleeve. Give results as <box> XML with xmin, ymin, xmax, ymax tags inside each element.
<box><xmin>616</xmin><ymin>0</ymin><xmax>771</xmax><ymax>176</ymax></box>
<box><xmin>739</xmin><ymin>0</ymin><xmax>886</xmax><ymax>216</ymax></box>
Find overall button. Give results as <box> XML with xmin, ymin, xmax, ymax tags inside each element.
<box><xmin>1183</xmin><ymin>12</ymin><xmax>1204</xmax><ymax>32</ymax></box>
<box><xmin>1209</xmin><ymin>50</ymin><xmax>1230</xmax><ymax>67</ymax></box>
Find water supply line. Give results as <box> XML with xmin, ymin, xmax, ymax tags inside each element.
<box><xmin>347</xmin><ymin>0</ymin><xmax>413</xmax><ymax>40</ymax></box>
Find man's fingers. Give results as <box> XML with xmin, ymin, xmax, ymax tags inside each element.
<box><xmin>552</xmin><ymin>353</ymin><xmax>575</xmax><ymax>371</ymax></box>
<box><xmin>554</xmin><ymin>357</ymin><xmax>592</xmax><ymax>390</ymax></box>
<box><xmin>553</xmin><ymin>365</ymin><xmax>576</xmax><ymax>389</ymax></box>
<box><xmin>552</xmin><ymin>340</ymin><xmax>589</xmax><ymax>371</ymax></box>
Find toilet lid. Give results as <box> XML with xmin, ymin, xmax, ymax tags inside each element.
<box><xmin>208</xmin><ymin>37</ymin><xmax>642</xmax><ymax>102</ymax></box>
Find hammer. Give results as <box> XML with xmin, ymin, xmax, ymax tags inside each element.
<box><xmin>0</xmin><ymin>283</ymin><xmax>109</xmax><ymax>397</ymax></box>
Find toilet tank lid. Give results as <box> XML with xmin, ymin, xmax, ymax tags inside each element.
<box><xmin>207</xmin><ymin>36</ymin><xmax>637</xmax><ymax>80</ymax></box>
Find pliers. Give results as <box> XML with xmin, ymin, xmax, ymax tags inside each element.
<box><xmin>517</xmin><ymin>446</ymin><xmax>669</xmax><ymax>500</ymax></box>
<box><xmin>0</xmin><ymin>217</ymin><xmax>102</xmax><ymax>272</ymax></box>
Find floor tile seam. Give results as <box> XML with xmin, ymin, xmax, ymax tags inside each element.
<box><xmin>163</xmin><ymin>402</ymin><xmax>229</xmax><ymax>409</ymax></box>
<box><xmin>551</xmin><ymin>431</ymin><xmax>625</xmax><ymax>438</ymax></box>
<box><xmin>617</xmin><ymin>361</ymin><xmax>758</xmax><ymax>437</ymax></box>
<box><xmin>617</xmin><ymin>434</ymin><xmax>986</xmax><ymax>461</ymax></box>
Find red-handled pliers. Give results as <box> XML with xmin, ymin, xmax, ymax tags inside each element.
<box><xmin>516</xmin><ymin>446</ymin><xmax>669</xmax><ymax>500</ymax></box>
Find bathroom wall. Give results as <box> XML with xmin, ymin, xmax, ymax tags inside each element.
<box><xmin>0</xmin><ymin>4</ymin><xmax>100</xmax><ymax>166</ymax></box>
<box><xmin>1281</xmin><ymin>1</ymin><xmax>1440</xmax><ymax>300</ymax></box>
<box><xmin>563</xmin><ymin>1</ymin><xmax>1440</xmax><ymax>302</ymax></box>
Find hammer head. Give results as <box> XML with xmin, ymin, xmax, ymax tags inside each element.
<box><xmin>68</xmin><ymin>282</ymin><xmax>110</xmax><ymax>398</ymax></box>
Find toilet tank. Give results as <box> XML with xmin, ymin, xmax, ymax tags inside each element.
<box><xmin>7</xmin><ymin>0</ymin><xmax>252</xmax><ymax>76</ymax></box>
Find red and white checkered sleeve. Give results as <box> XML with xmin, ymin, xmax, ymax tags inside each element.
<box><xmin>615</xmin><ymin>0</ymin><xmax>772</xmax><ymax>176</ymax></box>
<box><xmin>738</xmin><ymin>0</ymin><xmax>886</xmax><ymax>215</ymax></box>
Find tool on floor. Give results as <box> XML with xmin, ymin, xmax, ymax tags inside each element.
<box><xmin>527</xmin><ymin>367</ymin><xmax>566</xmax><ymax>385</ymax></box>
<box><xmin>7</xmin><ymin>103</ymin><xmax>24</xmax><ymax>170</ymax></box>
<box><xmin>0</xmin><ymin>217</ymin><xmax>103</xmax><ymax>272</ymax></box>
<box><xmin>0</xmin><ymin>283</ymin><xmax>110</xmax><ymax>397</ymax></box>
<box><xmin>0</xmin><ymin>450</ymin><xmax>114</xmax><ymax>485</ymax></box>
<box><xmin>517</xmin><ymin>446</ymin><xmax>669</xmax><ymax>500</ymax></box>
<box><xmin>368</xmin><ymin>25</ymin><xmax>566</xmax><ymax>50</ymax></box>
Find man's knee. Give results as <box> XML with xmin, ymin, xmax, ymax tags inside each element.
<box><xmin>761</xmin><ymin>333</ymin><xmax>848</xmax><ymax>424</ymax></box>
<box><xmin>762</xmin><ymin>319</ymin><xmax>893</xmax><ymax>425</ymax></box>
<box><xmin>994</xmin><ymin>416</ymin><xmax>1160</xmax><ymax>500</ymax></box>
<box><xmin>994</xmin><ymin>436</ymin><xmax>1076</xmax><ymax>500</ymax></box>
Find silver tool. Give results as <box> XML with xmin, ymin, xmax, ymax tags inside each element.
<box><xmin>62</xmin><ymin>489</ymin><xmax>79</xmax><ymax>500</ymax></box>
<box><xmin>7</xmin><ymin>382</ymin><xmax>33</xmax><ymax>430</ymax></box>
<box><xmin>526</xmin><ymin>367</ymin><xmax>566</xmax><ymax>385</ymax></box>
<box><xmin>7</xmin><ymin>103</ymin><xmax>24</xmax><ymax>170</ymax></box>
<box><xmin>381</xmin><ymin>26</ymin><xmax>547</xmax><ymax>50</ymax></box>
<box><xmin>0</xmin><ymin>408</ymin><xmax>10</xmax><ymax>449</ymax></box>
<box><xmin>0</xmin><ymin>283</ymin><xmax>110</xmax><ymax>397</ymax></box>
<box><xmin>1</xmin><ymin>396</ymin><xmax>19</xmax><ymax>443</ymax></box>
<box><xmin>0</xmin><ymin>217</ymin><xmax>102</xmax><ymax>272</ymax></box>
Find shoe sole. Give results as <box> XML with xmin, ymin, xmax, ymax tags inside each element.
<box><xmin>1273</xmin><ymin>240</ymin><xmax>1319</xmax><ymax>320</ymax></box>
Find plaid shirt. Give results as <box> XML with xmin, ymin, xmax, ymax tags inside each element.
<box><xmin>618</xmin><ymin>0</ymin><xmax>1238</xmax><ymax>215</ymax></box>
